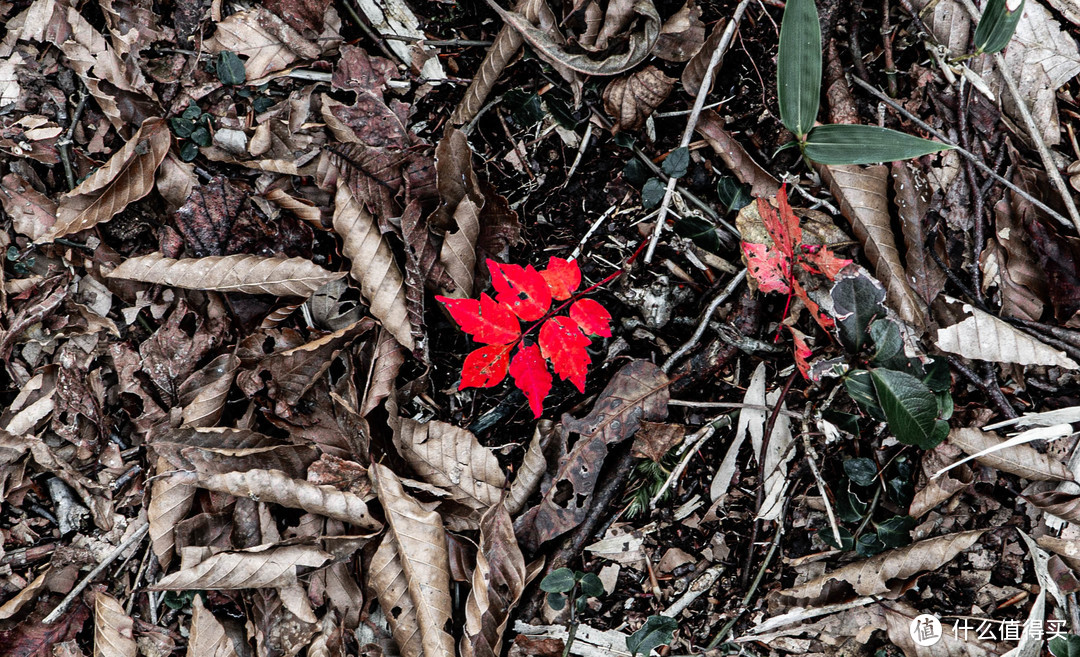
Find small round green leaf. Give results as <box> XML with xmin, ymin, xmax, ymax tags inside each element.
<box><xmin>875</xmin><ymin>515</ymin><xmax>916</xmax><ymax>548</ymax></box>
<box><xmin>661</xmin><ymin>147</ymin><xmax>690</xmax><ymax>179</ymax></box>
<box><xmin>546</xmin><ymin>592</ymin><xmax>567</xmax><ymax>611</ymax></box>
<box><xmin>627</xmin><ymin>615</ymin><xmax>678</xmax><ymax>657</ymax></box>
<box><xmin>216</xmin><ymin>51</ymin><xmax>247</xmax><ymax>86</ymax></box>
<box><xmin>540</xmin><ymin>567</ymin><xmax>576</xmax><ymax>593</ymax></box>
<box><xmin>803</xmin><ymin>125</ymin><xmax>953</xmax><ymax>165</ymax></box>
<box><xmin>642</xmin><ymin>178</ymin><xmax>666</xmax><ymax>209</ymax></box>
<box><xmin>855</xmin><ymin>532</ymin><xmax>886</xmax><ymax>557</ymax></box>
<box><xmin>179</xmin><ymin>141</ymin><xmax>199</xmax><ymax>162</ymax></box>
<box><xmin>843</xmin><ymin>458</ymin><xmax>878</xmax><ymax>487</ymax></box>
<box><xmin>579</xmin><ymin>573</ymin><xmax>605</xmax><ymax>598</ymax></box>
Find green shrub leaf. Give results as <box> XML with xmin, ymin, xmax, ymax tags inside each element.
<box><xmin>546</xmin><ymin>592</ymin><xmax>566</xmax><ymax>610</ymax></box>
<box><xmin>1050</xmin><ymin>635</ymin><xmax>1080</xmax><ymax>657</ymax></box>
<box><xmin>817</xmin><ymin>525</ymin><xmax>854</xmax><ymax>550</ymax></box>
<box><xmin>540</xmin><ymin>567</ymin><xmax>576</xmax><ymax>593</ymax></box>
<box><xmin>832</xmin><ymin>274</ymin><xmax>887</xmax><ymax>352</ymax></box>
<box><xmin>642</xmin><ymin>178</ymin><xmax>666</xmax><ymax>209</ymax></box>
<box><xmin>662</xmin><ymin>147</ymin><xmax>690</xmax><ymax>179</ymax></box>
<box><xmin>870</xmin><ymin>368</ymin><xmax>949</xmax><ymax>449</ymax></box>
<box><xmin>974</xmin><ymin>0</ymin><xmax>1025</xmax><ymax>54</ymax></box>
<box><xmin>844</xmin><ymin>458</ymin><xmax>878</xmax><ymax>487</ymax></box>
<box><xmin>216</xmin><ymin>51</ymin><xmax>246</xmax><ymax>86</ymax></box>
<box><xmin>627</xmin><ymin>615</ymin><xmax>678</xmax><ymax>657</ymax></box>
<box><xmin>802</xmin><ymin>125</ymin><xmax>952</xmax><ymax>165</ymax></box>
<box><xmin>579</xmin><ymin>572</ymin><xmax>605</xmax><ymax>598</ymax></box>
<box><xmin>777</xmin><ymin>0</ymin><xmax>821</xmax><ymax>137</ymax></box>
<box><xmin>875</xmin><ymin>515</ymin><xmax>916</xmax><ymax>547</ymax></box>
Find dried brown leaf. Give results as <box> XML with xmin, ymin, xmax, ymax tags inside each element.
<box><xmin>361</xmin><ymin>328</ymin><xmax>406</xmax><ymax>416</ymax></box>
<box><xmin>777</xmin><ymin>530</ymin><xmax>986</xmax><ymax>604</ymax></box>
<box><xmin>1024</xmin><ymin>491</ymin><xmax>1080</xmax><ymax>523</ymax></box>
<box><xmin>602</xmin><ymin>66</ymin><xmax>675</xmax><ymax>133</ymax></box>
<box><xmin>936</xmin><ymin>303</ymin><xmax>1079</xmax><ymax>369</ymax></box>
<box><xmin>177</xmin><ymin>353</ymin><xmax>238</xmax><ymax>428</ymax></box>
<box><xmin>50</xmin><ymin>118</ymin><xmax>170</xmax><ymax>240</ymax></box>
<box><xmin>181</xmin><ymin>468</ymin><xmax>382</xmax><ymax>531</ymax></box>
<box><xmin>149</xmin><ymin>456</ymin><xmax>197</xmax><ymax>570</ymax></box>
<box><xmin>371</xmin><ymin>462</ymin><xmax>455</xmax><ymax>657</ymax></box>
<box><xmin>1</xmin><ymin>173</ymin><xmax>57</xmax><ymax>241</ymax></box>
<box><xmin>107</xmin><ymin>253</ymin><xmax>344</xmax><ymax>297</ymax></box>
<box><xmin>631</xmin><ymin>421</ymin><xmax>685</xmax><ymax>462</ymax></box>
<box><xmin>150</xmin><ymin>544</ymin><xmax>332</xmax><ymax>590</ymax></box>
<box><xmin>681</xmin><ymin>20</ymin><xmax>724</xmax><ymax>97</ymax></box>
<box><xmin>695</xmin><ymin>110</ymin><xmax>780</xmax><ymax>198</ymax></box>
<box><xmin>186</xmin><ymin>595</ymin><xmax>238</xmax><ymax>657</ymax></box>
<box><xmin>400</xmin><ymin>200</ymin><xmax>452</xmax><ymax>351</ymax></box>
<box><xmin>948</xmin><ymin>427</ymin><xmax>1073</xmax><ymax>481</ymax></box>
<box><xmin>521</xmin><ymin>360</ymin><xmax>669</xmax><ymax>550</ymax></box>
<box><xmin>1037</xmin><ymin>535</ymin><xmax>1080</xmax><ymax>571</ymax></box>
<box><xmin>434</xmin><ymin>128</ymin><xmax>484</xmax><ymax>228</ymax></box>
<box><xmin>462</xmin><ymin>503</ymin><xmax>528</xmax><ymax>657</ymax></box>
<box><xmin>506</xmin><ymin>420</ymin><xmax>552</xmax><ymax>516</ymax></box>
<box><xmin>393</xmin><ymin>417</ymin><xmax>507</xmax><ymax>518</ymax></box>
<box><xmin>327</xmin><ymin>142</ymin><xmax>405</xmax><ymax>220</ymax></box>
<box><xmin>892</xmin><ymin>162</ymin><xmax>946</xmax><ymax>306</ymax></box>
<box><xmin>908</xmin><ymin>443</ymin><xmax>972</xmax><ymax>518</ymax></box>
<box><xmin>985</xmin><ymin>195</ymin><xmax>1047</xmax><ymax>321</ymax></box>
<box><xmin>369</xmin><ymin>533</ymin><xmax>423</xmax><ymax>657</ymax></box>
<box><xmin>333</xmin><ymin>181</ymin><xmax>414</xmax><ymax>350</ymax></box>
<box><xmin>205</xmin><ymin>6</ymin><xmax>320</xmax><ymax>78</ymax></box>
<box><xmin>94</xmin><ymin>592</ymin><xmax>136</xmax><ymax>657</ymax></box>
<box><xmin>440</xmin><ymin>196</ymin><xmax>482</xmax><ymax>300</ymax></box>
<box><xmin>820</xmin><ymin>164</ymin><xmax>925</xmax><ymax>328</ymax></box>
<box><xmin>880</xmin><ymin>600</ymin><xmax>1003</xmax><ymax>656</ymax></box>
<box><xmin>653</xmin><ymin>0</ymin><xmax>705</xmax><ymax>62</ymax></box>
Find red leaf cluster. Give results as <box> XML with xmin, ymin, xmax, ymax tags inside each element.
<box><xmin>436</xmin><ymin>257</ymin><xmax>612</xmax><ymax>417</ymax></box>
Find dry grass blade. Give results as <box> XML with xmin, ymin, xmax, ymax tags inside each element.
<box><xmin>506</xmin><ymin>421</ymin><xmax>552</xmax><ymax>515</ymax></box>
<box><xmin>187</xmin><ymin>595</ymin><xmax>238</xmax><ymax>657</ymax></box>
<box><xmin>371</xmin><ymin>462</ymin><xmax>455</xmax><ymax>657</ymax></box>
<box><xmin>369</xmin><ymin>536</ymin><xmax>423</xmax><ymax>657</ymax></box>
<box><xmin>333</xmin><ymin>182</ymin><xmax>415</xmax><ymax>350</ymax></box>
<box><xmin>393</xmin><ymin>417</ymin><xmax>507</xmax><ymax>518</ymax></box>
<box><xmin>936</xmin><ymin>303</ymin><xmax>1079</xmax><ymax>369</ymax></box>
<box><xmin>148</xmin><ymin>456</ymin><xmax>197</xmax><ymax>570</ymax></box>
<box><xmin>462</xmin><ymin>503</ymin><xmax>528</xmax><ymax>657</ymax></box>
<box><xmin>892</xmin><ymin>162</ymin><xmax>946</xmax><ymax>305</ymax></box>
<box><xmin>150</xmin><ymin>544</ymin><xmax>332</xmax><ymax>591</ymax></box>
<box><xmin>948</xmin><ymin>427</ymin><xmax>1074</xmax><ymax>481</ymax></box>
<box><xmin>820</xmin><ymin>164</ymin><xmax>925</xmax><ymax>328</ymax></box>
<box><xmin>107</xmin><ymin>253</ymin><xmax>345</xmax><ymax>297</ymax></box>
<box><xmin>178</xmin><ymin>353</ymin><xmax>239</xmax><ymax>428</ymax></box>
<box><xmin>50</xmin><ymin>118</ymin><xmax>170</xmax><ymax>241</ymax></box>
<box><xmin>602</xmin><ymin>66</ymin><xmax>675</xmax><ymax>132</ymax></box>
<box><xmin>182</xmin><ymin>468</ymin><xmax>383</xmax><ymax>531</ymax></box>
<box><xmin>94</xmin><ymin>592</ymin><xmax>136</xmax><ymax>657</ymax></box>
<box><xmin>777</xmin><ymin>530</ymin><xmax>986</xmax><ymax>604</ymax></box>
<box><xmin>361</xmin><ymin>328</ymin><xmax>407</xmax><ymax>416</ymax></box>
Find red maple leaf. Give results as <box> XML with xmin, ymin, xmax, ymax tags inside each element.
<box><xmin>541</xmin><ymin>257</ymin><xmax>581</xmax><ymax>301</ymax></box>
<box><xmin>435</xmin><ymin>293</ymin><xmax>520</xmax><ymax>344</ymax></box>
<box><xmin>489</xmin><ymin>261</ymin><xmax>552</xmax><ymax>321</ymax></box>
<box><xmin>743</xmin><ymin>242</ymin><xmax>792</xmax><ymax>295</ymax></box>
<box><xmin>461</xmin><ymin>344</ymin><xmax>512</xmax><ymax>388</ymax></box>
<box><xmin>509</xmin><ymin>344</ymin><xmax>552</xmax><ymax>418</ymax></box>
<box><xmin>570</xmin><ymin>299</ymin><xmax>612</xmax><ymax>337</ymax></box>
<box><xmin>539</xmin><ymin>316</ymin><xmax>591</xmax><ymax>393</ymax></box>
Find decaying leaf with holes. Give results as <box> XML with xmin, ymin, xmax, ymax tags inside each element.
<box><xmin>602</xmin><ymin>66</ymin><xmax>675</xmax><ymax>132</ymax></box>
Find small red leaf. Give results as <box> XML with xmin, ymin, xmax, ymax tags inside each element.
<box><xmin>539</xmin><ymin>316</ymin><xmax>591</xmax><ymax>393</ymax></box>
<box><xmin>436</xmin><ymin>293</ymin><xmax>520</xmax><ymax>344</ymax></box>
<box><xmin>793</xmin><ymin>279</ymin><xmax>834</xmax><ymax>331</ymax></box>
<box><xmin>570</xmin><ymin>299</ymin><xmax>612</xmax><ymax>337</ymax></box>
<box><xmin>758</xmin><ymin>186</ymin><xmax>801</xmax><ymax>261</ymax></box>
<box><xmin>460</xmin><ymin>344</ymin><xmax>512</xmax><ymax>389</ymax></box>
<box><xmin>743</xmin><ymin>242</ymin><xmax>791</xmax><ymax>294</ymax></box>
<box><xmin>787</xmin><ymin>325</ymin><xmax>813</xmax><ymax>380</ymax></box>
<box><xmin>800</xmin><ymin>244</ymin><xmax>853</xmax><ymax>280</ymax></box>
<box><xmin>509</xmin><ymin>344</ymin><xmax>552</xmax><ymax>417</ymax></box>
<box><xmin>488</xmin><ymin>260</ymin><xmax>552</xmax><ymax>321</ymax></box>
<box><xmin>541</xmin><ymin>257</ymin><xmax>581</xmax><ymax>301</ymax></box>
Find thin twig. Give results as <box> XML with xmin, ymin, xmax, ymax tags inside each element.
<box><xmin>663</xmin><ymin>270</ymin><xmax>747</xmax><ymax>374</ymax></box>
<box><xmin>43</xmin><ymin>521</ymin><xmax>149</xmax><ymax>624</ymax></box>
<box><xmin>57</xmin><ymin>88</ymin><xmax>88</xmax><ymax>191</ymax></box>
<box><xmin>569</xmin><ymin>204</ymin><xmax>617</xmax><ymax>260</ymax></box>
<box><xmin>562</xmin><ymin>122</ymin><xmax>593</xmax><ymax>187</ymax></box>
<box><xmin>382</xmin><ymin>35</ymin><xmax>494</xmax><ymax>47</ymax></box>
<box><xmin>644</xmin><ymin>0</ymin><xmax>754</xmax><ymax>263</ymax></box>
<box><xmin>802</xmin><ymin>426</ymin><xmax>843</xmax><ymax>548</ymax></box>
<box><xmin>650</xmin><ymin>415</ymin><xmax>731</xmax><ymax>509</ymax></box>
<box><xmin>669</xmin><ymin>399</ymin><xmax>802</xmax><ymax>417</ymax></box>
<box><xmin>851</xmin><ymin>76</ymin><xmax>1076</xmax><ymax>231</ymax></box>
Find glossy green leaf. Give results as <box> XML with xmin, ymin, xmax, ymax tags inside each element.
<box><xmin>579</xmin><ymin>572</ymin><xmax>605</xmax><ymax>598</ymax></box>
<box><xmin>802</xmin><ymin>125</ymin><xmax>953</xmax><ymax>165</ymax></box>
<box><xmin>844</xmin><ymin>370</ymin><xmax>885</xmax><ymax>421</ymax></box>
<box><xmin>627</xmin><ymin>615</ymin><xmax>678</xmax><ymax>657</ymax></box>
<box><xmin>216</xmin><ymin>51</ymin><xmax>246</xmax><ymax>86</ymax></box>
<box><xmin>169</xmin><ymin>117</ymin><xmax>195</xmax><ymax>139</ymax></box>
<box><xmin>869</xmin><ymin>319</ymin><xmax>907</xmax><ymax>370</ymax></box>
<box><xmin>870</xmin><ymin>368</ymin><xmax>949</xmax><ymax>449</ymax></box>
<box><xmin>844</xmin><ymin>457</ymin><xmax>878</xmax><ymax>487</ymax></box>
<box><xmin>642</xmin><ymin>178</ymin><xmax>666</xmax><ymax>209</ymax></box>
<box><xmin>674</xmin><ymin>215</ymin><xmax>724</xmax><ymax>254</ymax></box>
<box><xmin>832</xmin><ymin>273</ymin><xmax>886</xmax><ymax>352</ymax></box>
<box><xmin>540</xmin><ymin>567</ymin><xmax>576</xmax><ymax>593</ymax></box>
<box><xmin>855</xmin><ymin>532</ymin><xmax>886</xmax><ymax>557</ymax></box>
<box><xmin>974</xmin><ymin>0</ymin><xmax>1025</xmax><ymax>54</ymax></box>
<box><xmin>777</xmin><ymin>0</ymin><xmax>821</xmax><ymax>137</ymax></box>
<box><xmin>624</xmin><ymin>159</ymin><xmax>649</xmax><ymax>186</ymax></box>
<box><xmin>1050</xmin><ymin>635</ymin><xmax>1080</xmax><ymax>657</ymax></box>
<box><xmin>875</xmin><ymin>515</ymin><xmax>916</xmax><ymax>547</ymax></box>
<box><xmin>179</xmin><ymin>141</ymin><xmax>199</xmax><ymax>162</ymax></box>
<box><xmin>837</xmin><ymin>481</ymin><xmax>868</xmax><ymax>523</ymax></box>
<box><xmin>662</xmin><ymin>147</ymin><xmax>690</xmax><ymax>179</ymax></box>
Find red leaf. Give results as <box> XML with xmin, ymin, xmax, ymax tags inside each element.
<box><xmin>793</xmin><ymin>279</ymin><xmax>834</xmax><ymax>331</ymax></box>
<box><xmin>509</xmin><ymin>344</ymin><xmax>552</xmax><ymax>417</ymax></box>
<box><xmin>436</xmin><ymin>293</ymin><xmax>520</xmax><ymax>344</ymax></box>
<box><xmin>539</xmin><ymin>316</ymin><xmax>591</xmax><ymax>393</ymax></box>
<box><xmin>460</xmin><ymin>344</ymin><xmax>512</xmax><ymax>388</ymax></box>
<box><xmin>488</xmin><ymin>260</ymin><xmax>552</xmax><ymax>321</ymax></box>
<box><xmin>743</xmin><ymin>242</ymin><xmax>791</xmax><ymax>294</ymax></box>
<box><xmin>570</xmin><ymin>299</ymin><xmax>612</xmax><ymax>337</ymax></box>
<box><xmin>800</xmin><ymin>244</ymin><xmax>853</xmax><ymax>280</ymax></box>
<box><xmin>541</xmin><ymin>257</ymin><xmax>581</xmax><ymax>301</ymax></box>
<box><xmin>787</xmin><ymin>325</ymin><xmax>813</xmax><ymax>380</ymax></box>
<box><xmin>759</xmin><ymin>185</ymin><xmax>801</xmax><ymax>261</ymax></box>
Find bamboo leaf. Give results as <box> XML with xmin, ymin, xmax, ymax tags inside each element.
<box><xmin>803</xmin><ymin>125</ymin><xmax>952</xmax><ymax>165</ymax></box>
<box><xmin>777</xmin><ymin>0</ymin><xmax>821</xmax><ymax>137</ymax></box>
<box><xmin>974</xmin><ymin>0</ymin><xmax>1025</xmax><ymax>54</ymax></box>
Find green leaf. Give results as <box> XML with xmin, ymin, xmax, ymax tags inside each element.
<box><xmin>855</xmin><ymin>532</ymin><xmax>886</xmax><ymax>557</ymax></box>
<box><xmin>546</xmin><ymin>592</ymin><xmax>566</xmax><ymax>610</ymax></box>
<box><xmin>614</xmin><ymin>133</ymin><xmax>636</xmax><ymax>149</ymax></box>
<box><xmin>253</xmin><ymin>96</ymin><xmax>274</xmax><ymax>113</ymax></box>
<box><xmin>504</xmin><ymin>89</ymin><xmax>544</xmax><ymax>127</ymax></box>
<box><xmin>642</xmin><ymin>178</ymin><xmax>666</xmax><ymax>209</ymax></box>
<box><xmin>579</xmin><ymin>573</ymin><xmax>605</xmax><ymax>598</ymax></box>
<box><xmin>870</xmin><ymin>368</ymin><xmax>948</xmax><ymax>449</ymax></box>
<box><xmin>776</xmin><ymin>0</ymin><xmax>821</xmax><ymax>137</ymax></box>
<box><xmin>844</xmin><ymin>370</ymin><xmax>885</xmax><ymax>421</ymax></box>
<box><xmin>832</xmin><ymin>273</ymin><xmax>886</xmax><ymax>352</ymax></box>
<box><xmin>1050</xmin><ymin>635</ymin><xmax>1080</xmax><ymax>657</ymax></box>
<box><xmin>190</xmin><ymin>126</ymin><xmax>212</xmax><ymax>147</ymax></box>
<box><xmin>674</xmin><ymin>215</ymin><xmax>724</xmax><ymax>253</ymax></box>
<box><xmin>182</xmin><ymin>103</ymin><xmax>202</xmax><ymax>120</ymax></box>
<box><xmin>802</xmin><ymin>125</ymin><xmax>953</xmax><ymax>165</ymax></box>
<box><xmin>627</xmin><ymin>616</ymin><xmax>678</xmax><ymax>657</ymax></box>
<box><xmin>869</xmin><ymin>319</ymin><xmax>907</xmax><ymax>370</ymax></box>
<box><xmin>624</xmin><ymin>159</ymin><xmax>649</xmax><ymax>186</ymax></box>
<box><xmin>716</xmin><ymin>177</ymin><xmax>752</xmax><ymax>213</ymax></box>
<box><xmin>921</xmin><ymin>357</ymin><xmax>951</xmax><ymax>393</ymax></box>
<box><xmin>836</xmin><ymin>481</ymin><xmax>868</xmax><ymax>523</ymax></box>
<box><xmin>844</xmin><ymin>457</ymin><xmax>878</xmax><ymax>487</ymax></box>
<box><xmin>662</xmin><ymin>147</ymin><xmax>690</xmax><ymax>179</ymax></box>
<box><xmin>540</xmin><ymin>568</ymin><xmax>576</xmax><ymax>593</ymax></box>
<box><xmin>544</xmin><ymin>96</ymin><xmax>578</xmax><ymax>129</ymax></box>
<box><xmin>885</xmin><ymin>454</ymin><xmax>916</xmax><ymax>507</ymax></box>
<box><xmin>216</xmin><ymin>51</ymin><xmax>246</xmax><ymax>86</ymax></box>
<box><xmin>169</xmin><ymin>117</ymin><xmax>195</xmax><ymax>139</ymax></box>
<box><xmin>875</xmin><ymin>515</ymin><xmax>916</xmax><ymax>548</ymax></box>
<box><xmin>817</xmin><ymin>525</ymin><xmax>854</xmax><ymax>550</ymax></box>
<box><xmin>974</xmin><ymin>0</ymin><xmax>1025</xmax><ymax>54</ymax></box>
<box><xmin>179</xmin><ymin>141</ymin><xmax>199</xmax><ymax>162</ymax></box>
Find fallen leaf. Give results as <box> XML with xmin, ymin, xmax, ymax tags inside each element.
<box><xmin>462</xmin><ymin>503</ymin><xmax>529</xmax><ymax>657</ymax></box>
<box><xmin>361</xmin><ymin>328</ymin><xmax>407</xmax><ymax>416</ymax></box>
<box><xmin>0</xmin><ymin>173</ymin><xmax>57</xmax><ymax>241</ymax></box>
<box><xmin>177</xmin><ymin>353</ymin><xmax>239</xmax><ymax>428</ymax></box>
<box><xmin>107</xmin><ymin>253</ymin><xmax>345</xmax><ymax>297</ymax></box>
<box><xmin>151</xmin><ymin>544</ymin><xmax>332</xmax><ymax>590</ymax></box>
<box><xmin>94</xmin><ymin>592</ymin><xmax>136</xmax><ymax>657</ymax></box>
<box><xmin>506</xmin><ymin>421</ymin><xmax>552</xmax><ymax>515</ymax></box>
<box><xmin>947</xmin><ymin>427</ymin><xmax>1073</xmax><ymax>481</ymax></box>
<box><xmin>602</xmin><ymin>66</ymin><xmax>675</xmax><ymax>132</ymax></box>
<box><xmin>892</xmin><ymin>162</ymin><xmax>946</xmax><ymax>306</ymax></box>
<box><xmin>936</xmin><ymin>302</ymin><xmax>1078</xmax><ymax>369</ymax></box>
<box><xmin>1024</xmin><ymin>490</ymin><xmax>1080</xmax><ymax>523</ymax></box>
<box><xmin>681</xmin><ymin>20</ymin><xmax>725</xmax><ymax>97</ymax></box>
<box><xmin>695</xmin><ymin>110</ymin><xmax>780</xmax><ymax>198</ymax></box>
<box><xmin>631</xmin><ymin>421</ymin><xmax>685</xmax><ymax>462</ymax></box>
<box><xmin>186</xmin><ymin>595</ymin><xmax>238</xmax><ymax>657</ymax></box>
<box><xmin>653</xmin><ymin>0</ymin><xmax>705</xmax><ymax>62</ymax></box>
<box><xmin>205</xmin><ymin>6</ymin><xmax>321</xmax><ymax>78</ymax></box>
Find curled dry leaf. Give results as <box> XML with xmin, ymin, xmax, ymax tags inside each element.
<box><xmin>506</xmin><ymin>420</ymin><xmax>553</xmax><ymax>515</ymax></box>
<box><xmin>695</xmin><ymin>111</ymin><xmax>780</xmax><ymax>198</ymax></box>
<box><xmin>333</xmin><ymin>182</ymin><xmax>414</xmax><ymax>350</ymax></box>
<box><xmin>177</xmin><ymin>353</ymin><xmax>239</xmax><ymax>428</ymax></box>
<box><xmin>776</xmin><ymin>530</ymin><xmax>986</xmax><ymax>605</ymax></box>
<box><xmin>521</xmin><ymin>360</ymin><xmax>669</xmax><ymax>550</ymax></box>
<box><xmin>1037</xmin><ymin>535</ymin><xmax>1080</xmax><ymax>571</ymax></box>
<box><xmin>361</xmin><ymin>328</ymin><xmax>407</xmax><ymax>416</ymax></box>
<box><xmin>892</xmin><ymin>162</ymin><xmax>946</xmax><ymax>306</ymax></box>
<box><xmin>180</xmin><ymin>468</ymin><xmax>382</xmax><ymax>531</ymax></box>
<box><xmin>95</xmin><ymin>592</ymin><xmax>137</xmax><ymax>657</ymax></box>
<box><xmin>681</xmin><ymin>20</ymin><xmax>725</xmax><ymax>97</ymax></box>
<box><xmin>1024</xmin><ymin>491</ymin><xmax>1080</xmax><ymax>523</ymax></box>
<box><xmin>371</xmin><ymin>462</ymin><xmax>455</xmax><ymax>657</ymax></box>
<box><xmin>462</xmin><ymin>503</ymin><xmax>528</xmax><ymax>657</ymax></box>
<box><xmin>0</xmin><ymin>173</ymin><xmax>57</xmax><ymax>241</ymax></box>
<box><xmin>819</xmin><ymin>164</ymin><xmax>925</xmax><ymax>328</ymax></box>
<box><xmin>602</xmin><ymin>66</ymin><xmax>675</xmax><ymax>133</ymax></box>
<box><xmin>187</xmin><ymin>595</ymin><xmax>238</xmax><ymax>657</ymax></box>
<box><xmin>948</xmin><ymin>427</ymin><xmax>1073</xmax><ymax>481</ymax></box>
<box><xmin>151</xmin><ymin>543</ymin><xmax>333</xmax><ymax>590</ymax></box>
<box><xmin>985</xmin><ymin>195</ymin><xmax>1047</xmax><ymax>321</ymax></box>
<box><xmin>49</xmin><ymin>118</ymin><xmax>170</xmax><ymax>241</ymax></box>
<box><xmin>936</xmin><ymin>302</ymin><xmax>1079</xmax><ymax>369</ymax></box>
<box><xmin>653</xmin><ymin>0</ymin><xmax>705</xmax><ymax>62</ymax></box>
<box><xmin>107</xmin><ymin>253</ymin><xmax>344</xmax><ymax>297</ymax></box>
<box><xmin>393</xmin><ymin>417</ymin><xmax>507</xmax><ymax>519</ymax></box>
<box><xmin>908</xmin><ymin>444</ymin><xmax>972</xmax><ymax>518</ymax></box>
<box><xmin>440</xmin><ymin>198</ymin><xmax>482</xmax><ymax>298</ymax></box>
